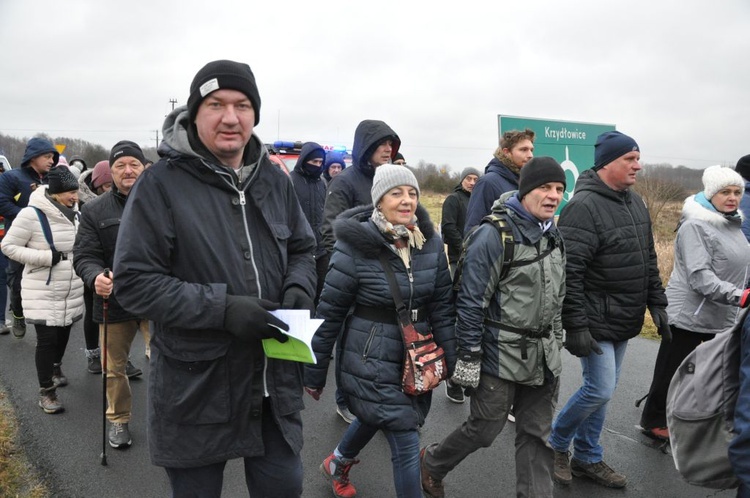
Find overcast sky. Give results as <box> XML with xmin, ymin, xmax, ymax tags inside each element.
<box><xmin>1</xmin><ymin>0</ymin><xmax>748</xmax><ymax>172</ymax></box>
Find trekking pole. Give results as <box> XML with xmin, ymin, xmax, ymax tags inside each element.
<box><xmin>100</xmin><ymin>269</ymin><xmax>110</xmax><ymax>466</ymax></box>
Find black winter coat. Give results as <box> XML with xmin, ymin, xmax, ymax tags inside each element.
<box><xmin>305</xmin><ymin>204</ymin><xmax>456</xmax><ymax>431</ymax></box>
<box><xmin>113</xmin><ymin>110</ymin><xmax>316</xmax><ymax>468</ymax></box>
<box><xmin>558</xmin><ymin>168</ymin><xmax>667</xmax><ymax>342</ymax></box>
<box><xmin>441</xmin><ymin>185</ymin><xmax>470</xmax><ymax>263</ymax></box>
<box><xmin>73</xmin><ymin>188</ymin><xmax>138</xmax><ymax>323</ymax></box>
<box><xmin>289</xmin><ymin>142</ymin><xmax>327</xmax><ymax>258</ymax></box>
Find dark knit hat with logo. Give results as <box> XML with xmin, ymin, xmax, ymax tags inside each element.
<box><xmin>594</xmin><ymin>131</ymin><xmax>639</xmax><ymax>170</ymax></box>
<box><xmin>735</xmin><ymin>154</ymin><xmax>750</xmax><ymax>181</ymax></box>
<box><xmin>518</xmin><ymin>157</ymin><xmax>566</xmax><ymax>199</ymax></box>
<box><xmin>47</xmin><ymin>166</ymin><xmax>80</xmax><ymax>194</ymax></box>
<box><xmin>109</xmin><ymin>140</ymin><xmax>145</xmax><ymax>166</ymax></box>
<box><xmin>187</xmin><ymin>60</ymin><xmax>261</xmax><ymax>125</ymax></box>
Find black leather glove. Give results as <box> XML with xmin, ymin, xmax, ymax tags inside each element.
<box><xmin>451</xmin><ymin>350</ymin><xmax>481</xmax><ymax>389</ymax></box>
<box><xmin>564</xmin><ymin>329</ymin><xmax>603</xmax><ymax>357</ymax></box>
<box><xmin>648</xmin><ymin>306</ymin><xmax>672</xmax><ymax>343</ymax></box>
<box><xmin>51</xmin><ymin>250</ymin><xmax>63</xmax><ymax>266</ymax></box>
<box><xmin>281</xmin><ymin>286</ymin><xmax>315</xmax><ymax>314</ymax></box>
<box><xmin>224</xmin><ymin>295</ymin><xmax>289</xmax><ymax>343</ymax></box>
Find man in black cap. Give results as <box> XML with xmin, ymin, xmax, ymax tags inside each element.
<box><xmin>548</xmin><ymin>131</ymin><xmax>668</xmax><ymax>489</ymax></box>
<box><xmin>421</xmin><ymin>157</ymin><xmax>567</xmax><ymax>498</ymax></box>
<box><xmin>73</xmin><ymin>140</ymin><xmax>149</xmax><ymax>450</ymax></box>
<box><xmin>112</xmin><ymin>60</ymin><xmax>315</xmax><ymax>497</ymax></box>
<box><xmin>0</xmin><ymin>137</ymin><xmax>57</xmax><ymax>337</ymax></box>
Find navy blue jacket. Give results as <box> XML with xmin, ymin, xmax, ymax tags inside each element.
<box><xmin>289</xmin><ymin>142</ymin><xmax>327</xmax><ymax>258</ymax></box>
<box><xmin>464</xmin><ymin>157</ymin><xmax>518</xmax><ymax>235</ymax></box>
<box><xmin>305</xmin><ymin>204</ymin><xmax>456</xmax><ymax>431</ymax></box>
<box><xmin>730</xmin><ymin>314</ymin><xmax>750</xmax><ymax>495</ymax></box>
<box><xmin>0</xmin><ymin>139</ymin><xmax>54</xmax><ymax>231</ymax></box>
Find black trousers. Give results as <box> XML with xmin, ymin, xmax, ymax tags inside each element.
<box><xmin>82</xmin><ymin>285</ymin><xmax>99</xmax><ymax>350</ymax></box>
<box><xmin>640</xmin><ymin>325</ymin><xmax>714</xmax><ymax>429</ymax></box>
<box><xmin>35</xmin><ymin>324</ymin><xmax>72</xmax><ymax>389</ymax></box>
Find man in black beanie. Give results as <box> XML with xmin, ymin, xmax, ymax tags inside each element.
<box><xmin>112</xmin><ymin>60</ymin><xmax>315</xmax><ymax>497</ymax></box>
<box><xmin>548</xmin><ymin>131</ymin><xmax>668</xmax><ymax>489</ymax></box>
<box><xmin>422</xmin><ymin>157</ymin><xmax>567</xmax><ymax>498</ymax></box>
<box><xmin>735</xmin><ymin>154</ymin><xmax>750</xmax><ymax>242</ymax></box>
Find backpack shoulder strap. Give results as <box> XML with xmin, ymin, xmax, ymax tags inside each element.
<box><xmin>31</xmin><ymin>206</ymin><xmax>56</xmax><ymax>252</ymax></box>
<box><xmin>482</xmin><ymin>213</ymin><xmax>515</xmax><ymax>281</ymax></box>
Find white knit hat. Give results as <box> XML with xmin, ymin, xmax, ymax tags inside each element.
<box><xmin>702</xmin><ymin>165</ymin><xmax>744</xmax><ymax>200</ymax></box>
<box><xmin>371</xmin><ymin>164</ymin><xmax>420</xmax><ymax>206</ymax></box>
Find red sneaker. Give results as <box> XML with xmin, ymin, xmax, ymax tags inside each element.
<box><xmin>320</xmin><ymin>453</ymin><xmax>359</xmax><ymax>498</ymax></box>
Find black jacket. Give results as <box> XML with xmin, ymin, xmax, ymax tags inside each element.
<box><xmin>305</xmin><ymin>204</ymin><xmax>456</xmax><ymax>431</ymax></box>
<box><xmin>557</xmin><ymin>168</ymin><xmax>667</xmax><ymax>342</ymax></box>
<box><xmin>441</xmin><ymin>185</ymin><xmax>471</xmax><ymax>263</ymax></box>
<box><xmin>113</xmin><ymin>108</ymin><xmax>316</xmax><ymax>468</ymax></box>
<box><xmin>289</xmin><ymin>142</ymin><xmax>327</xmax><ymax>258</ymax></box>
<box><xmin>73</xmin><ymin>187</ymin><xmax>136</xmax><ymax>323</ymax></box>
<box><xmin>321</xmin><ymin>120</ymin><xmax>400</xmax><ymax>252</ymax></box>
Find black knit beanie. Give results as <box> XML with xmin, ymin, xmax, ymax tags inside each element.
<box><xmin>518</xmin><ymin>157</ymin><xmax>566</xmax><ymax>199</ymax></box>
<box><xmin>187</xmin><ymin>60</ymin><xmax>261</xmax><ymax>125</ymax></box>
<box><xmin>735</xmin><ymin>154</ymin><xmax>750</xmax><ymax>181</ymax></box>
<box><xmin>109</xmin><ymin>140</ymin><xmax>146</xmax><ymax>166</ymax></box>
<box><xmin>47</xmin><ymin>166</ymin><xmax>80</xmax><ymax>194</ymax></box>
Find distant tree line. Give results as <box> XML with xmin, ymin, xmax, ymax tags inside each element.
<box><xmin>0</xmin><ymin>132</ymin><xmax>158</xmax><ymax>170</ymax></box>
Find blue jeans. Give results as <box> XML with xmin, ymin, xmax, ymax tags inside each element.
<box><xmin>549</xmin><ymin>340</ymin><xmax>628</xmax><ymax>463</ymax></box>
<box><xmin>337</xmin><ymin>418</ymin><xmax>421</xmax><ymax>498</ymax></box>
<box><xmin>0</xmin><ymin>251</ymin><xmax>7</xmax><ymax>322</ymax></box>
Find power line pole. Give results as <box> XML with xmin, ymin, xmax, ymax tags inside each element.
<box><xmin>154</xmin><ymin>130</ymin><xmax>160</xmax><ymax>148</ymax></box>
<box><xmin>169</xmin><ymin>98</ymin><xmax>178</xmax><ymax>110</ymax></box>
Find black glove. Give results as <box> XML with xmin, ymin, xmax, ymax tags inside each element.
<box><xmin>224</xmin><ymin>295</ymin><xmax>289</xmax><ymax>343</ymax></box>
<box><xmin>281</xmin><ymin>286</ymin><xmax>315</xmax><ymax>314</ymax></box>
<box><xmin>648</xmin><ymin>306</ymin><xmax>672</xmax><ymax>343</ymax></box>
<box><xmin>51</xmin><ymin>250</ymin><xmax>63</xmax><ymax>266</ymax></box>
<box><xmin>564</xmin><ymin>329</ymin><xmax>603</xmax><ymax>357</ymax></box>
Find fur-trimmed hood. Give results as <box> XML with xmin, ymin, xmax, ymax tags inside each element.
<box><xmin>333</xmin><ymin>203</ymin><xmax>436</xmax><ymax>258</ymax></box>
<box><xmin>681</xmin><ymin>194</ymin><xmax>743</xmax><ymax>229</ymax></box>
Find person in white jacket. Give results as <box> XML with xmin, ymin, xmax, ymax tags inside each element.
<box><xmin>1</xmin><ymin>166</ymin><xmax>84</xmax><ymax>414</ymax></box>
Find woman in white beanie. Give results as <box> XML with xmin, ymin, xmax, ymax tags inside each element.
<box><xmin>304</xmin><ymin>164</ymin><xmax>456</xmax><ymax>498</ymax></box>
<box><xmin>640</xmin><ymin>165</ymin><xmax>750</xmax><ymax>439</ymax></box>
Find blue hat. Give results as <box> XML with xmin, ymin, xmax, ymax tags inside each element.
<box><xmin>594</xmin><ymin>131</ymin><xmax>639</xmax><ymax>170</ymax></box>
<box><xmin>21</xmin><ymin>138</ymin><xmax>59</xmax><ymax>168</ymax></box>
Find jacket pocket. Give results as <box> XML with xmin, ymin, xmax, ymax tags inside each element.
<box><xmin>269</xmin><ymin>222</ymin><xmax>291</xmax><ymax>268</ymax></box>
<box><xmin>496</xmin><ymin>332</ymin><xmax>540</xmax><ymax>385</ymax></box>
<box><xmin>156</xmin><ymin>334</ymin><xmax>232</xmax><ymax>425</ymax></box>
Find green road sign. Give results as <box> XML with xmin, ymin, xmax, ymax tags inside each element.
<box><xmin>498</xmin><ymin>115</ymin><xmax>615</xmax><ymax>209</ymax></box>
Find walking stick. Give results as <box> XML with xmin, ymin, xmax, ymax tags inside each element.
<box><xmin>100</xmin><ymin>269</ymin><xmax>110</xmax><ymax>466</ymax></box>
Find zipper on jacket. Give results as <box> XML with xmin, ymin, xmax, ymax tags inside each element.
<box><xmin>362</xmin><ymin>324</ymin><xmax>377</xmax><ymax>361</ymax></box>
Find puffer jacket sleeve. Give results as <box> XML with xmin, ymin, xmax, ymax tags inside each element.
<box><xmin>557</xmin><ymin>198</ymin><xmax>599</xmax><ymax>334</ymax></box>
<box><xmin>455</xmin><ymin>223</ymin><xmax>504</xmax><ymax>353</ymax></box>
<box><xmin>304</xmin><ymin>240</ymin><xmax>359</xmax><ymax>388</ymax></box>
<box><xmin>426</xmin><ymin>239</ymin><xmax>457</xmax><ymax>372</ymax></box>
<box><xmin>73</xmin><ymin>202</ymin><xmax>106</xmax><ymax>289</ymax></box>
<box><xmin>644</xmin><ymin>205</ymin><xmax>668</xmax><ymax>308</ymax></box>
<box><xmin>0</xmin><ymin>173</ymin><xmax>22</xmax><ymax>219</ymax></box>
<box><xmin>1</xmin><ymin>207</ymin><xmax>53</xmax><ymax>266</ymax></box>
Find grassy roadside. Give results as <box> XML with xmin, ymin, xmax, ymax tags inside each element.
<box><xmin>0</xmin><ymin>386</ymin><xmax>49</xmax><ymax>497</ymax></box>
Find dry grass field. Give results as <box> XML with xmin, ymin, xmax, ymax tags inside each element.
<box><xmin>421</xmin><ymin>190</ymin><xmax>684</xmax><ymax>340</ymax></box>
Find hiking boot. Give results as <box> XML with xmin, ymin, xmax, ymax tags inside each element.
<box><xmin>507</xmin><ymin>405</ymin><xmax>515</xmax><ymax>423</ymax></box>
<box><xmin>39</xmin><ymin>387</ymin><xmax>64</xmax><ymax>414</ymax></box>
<box><xmin>87</xmin><ymin>355</ymin><xmax>103</xmax><ymax>374</ymax></box>
<box><xmin>642</xmin><ymin>426</ymin><xmax>669</xmax><ymax>441</ymax></box>
<box><xmin>571</xmin><ymin>459</ymin><xmax>627</xmax><ymax>488</ymax></box>
<box><xmin>336</xmin><ymin>405</ymin><xmax>355</xmax><ymax>424</ymax></box>
<box><xmin>109</xmin><ymin>422</ymin><xmax>132</xmax><ymax>449</ymax></box>
<box><xmin>320</xmin><ymin>453</ymin><xmax>358</xmax><ymax>498</ymax></box>
<box><xmin>52</xmin><ymin>363</ymin><xmax>68</xmax><ymax>387</ymax></box>
<box><xmin>445</xmin><ymin>379</ymin><xmax>465</xmax><ymax>404</ymax></box>
<box><xmin>12</xmin><ymin>314</ymin><xmax>25</xmax><ymax>338</ymax></box>
<box><xmin>553</xmin><ymin>450</ymin><xmax>572</xmax><ymax>485</ymax></box>
<box><xmin>126</xmin><ymin>361</ymin><xmax>142</xmax><ymax>379</ymax></box>
<box><xmin>420</xmin><ymin>446</ymin><xmax>445</xmax><ymax>498</ymax></box>
<box><xmin>0</xmin><ymin>324</ymin><xmax>9</xmax><ymax>335</ymax></box>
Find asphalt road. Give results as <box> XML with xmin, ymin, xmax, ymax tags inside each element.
<box><xmin>0</xmin><ymin>323</ymin><xmax>736</xmax><ymax>498</ymax></box>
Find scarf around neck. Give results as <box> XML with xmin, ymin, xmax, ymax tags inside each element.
<box><xmin>370</xmin><ymin>208</ymin><xmax>426</xmax><ymax>269</ymax></box>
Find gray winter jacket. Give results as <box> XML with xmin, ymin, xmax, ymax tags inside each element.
<box><xmin>667</xmin><ymin>194</ymin><xmax>750</xmax><ymax>334</ymax></box>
